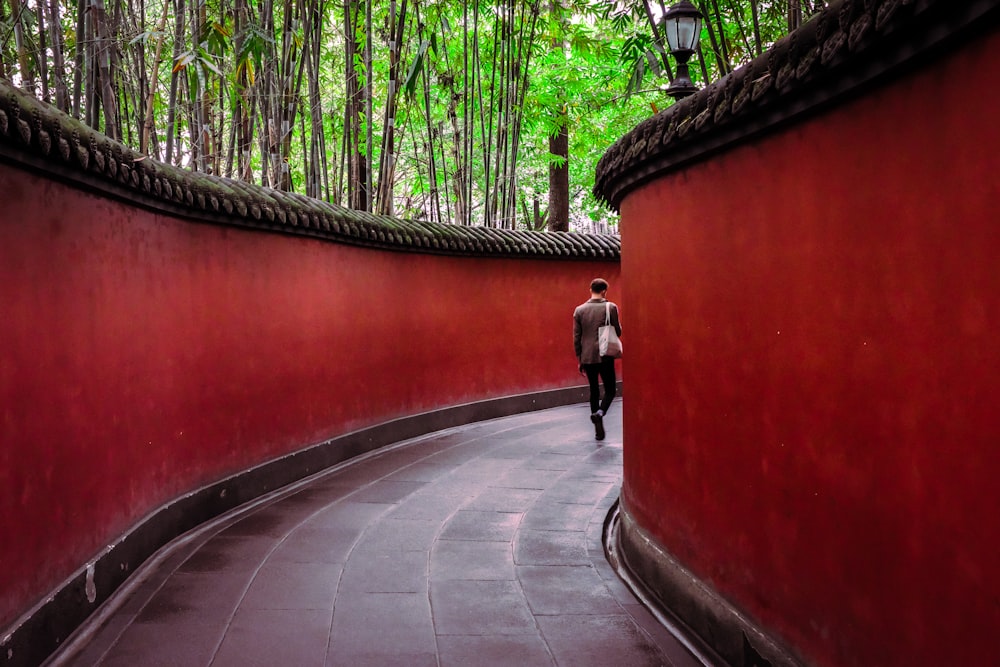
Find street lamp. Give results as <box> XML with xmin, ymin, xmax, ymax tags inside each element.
<box><xmin>662</xmin><ymin>0</ymin><xmax>703</xmax><ymax>100</ymax></box>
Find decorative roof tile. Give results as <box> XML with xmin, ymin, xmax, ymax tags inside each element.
<box><xmin>594</xmin><ymin>0</ymin><xmax>1000</xmax><ymax>211</ymax></box>
<box><xmin>0</xmin><ymin>80</ymin><xmax>619</xmax><ymax>262</ymax></box>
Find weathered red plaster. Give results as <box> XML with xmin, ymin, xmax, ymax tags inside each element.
<box><xmin>619</xmin><ymin>28</ymin><xmax>1000</xmax><ymax>667</ymax></box>
<box><xmin>0</xmin><ymin>171</ymin><xmax>619</xmax><ymax>628</ymax></box>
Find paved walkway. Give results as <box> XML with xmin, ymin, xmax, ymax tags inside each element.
<box><xmin>49</xmin><ymin>404</ymin><xmax>702</xmax><ymax>667</ymax></box>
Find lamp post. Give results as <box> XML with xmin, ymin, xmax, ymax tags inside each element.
<box><xmin>662</xmin><ymin>0</ymin><xmax>703</xmax><ymax>100</ymax></box>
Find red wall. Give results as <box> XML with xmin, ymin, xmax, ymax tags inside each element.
<box><xmin>620</xmin><ymin>29</ymin><xmax>999</xmax><ymax>667</ymax></box>
<box><xmin>0</xmin><ymin>168</ymin><xmax>619</xmax><ymax>628</ymax></box>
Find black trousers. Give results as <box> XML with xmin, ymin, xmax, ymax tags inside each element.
<box><xmin>583</xmin><ymin>357</ymin><xmax>617</xmax><ymax>415</ymax></box>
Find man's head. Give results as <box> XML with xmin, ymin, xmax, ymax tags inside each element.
<box><xmin>590</xmin><ymin>278</ymin><xmax>609</xmax><ymax>296</ymax></box>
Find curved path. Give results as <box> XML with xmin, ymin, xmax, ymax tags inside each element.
<box><xmin>50</xmin><ymin>404</ymin><xmax>700</xmax><ymax>667</ymax></box>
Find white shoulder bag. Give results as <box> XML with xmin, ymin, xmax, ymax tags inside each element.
<box><xmin>598</xmin><ymin>302</ymin><xmax>622</xmax><ymax>359</ymax></box>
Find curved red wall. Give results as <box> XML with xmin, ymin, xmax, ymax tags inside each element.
<box><xmin>0</xmin><ymin>168</ymin><xmax>619</xmax><ymax>629</ymax></box>
<box><xmin>620</xmin><ymin>29</ymin><xmax>999</xmax><ymax>667</ymax></box>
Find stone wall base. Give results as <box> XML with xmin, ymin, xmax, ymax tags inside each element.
<box><xmin>614</xmin><ymin>499</ymin><xmax>807</xmax><ymax>667</ymax></box>
<box><xmin>2</xmin><ymin>386</ymin><xmax>600</xmax><ymax>667</ymax></box>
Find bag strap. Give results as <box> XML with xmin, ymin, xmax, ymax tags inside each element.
<box><xmin>605</xmin><ymin>301</ymin><xmax>611</xmax><ymax>326</ymax></box>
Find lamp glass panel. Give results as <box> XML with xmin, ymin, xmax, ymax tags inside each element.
<box><xmin>675</xmin><ymin>17</ymin><xmax>699</xmax><ymax>52</ymax></box>
<box><xmin>664</xmin><ymin>19</ymin><xmax>681</xmax><ymax>52</ymax></box>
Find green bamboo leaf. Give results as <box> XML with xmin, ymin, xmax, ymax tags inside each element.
<box><xmin>129</xmin><ymin>30</ymin><xmax>166</xmax><ymax>47</ymax></box>
<box><xmin>644</xmin><ymin>49</ymin><xmax>662</xmax><ymax>78</ymax></box>
<box><xmin>625</xmin><ymin>56</ymin><xmax>644</xmax><ymax>98</ymax></box>
<box><xmin>235</xmin><ymin>58</ymin><xmax>256</xmax><ymax>86</ymax></box>
<box><xmin>173</xmin><ymin>51</ymin><xmax>197</xmax><ymax>73</ymax></box>
<box><xmin>403</xmin><ymin>40</ymin><xmax>429</xmax><ymax>100</ymax></box>
<box><xmin>201</xmin><ymin>55</ymin><xmax>222</xmax><ymax>78</ymax></box>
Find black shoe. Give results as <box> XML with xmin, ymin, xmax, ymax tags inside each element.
<box><xmin>591</xmin><ymin>410</ymin><xmax>605</xmax><ymax>441</ymax></box>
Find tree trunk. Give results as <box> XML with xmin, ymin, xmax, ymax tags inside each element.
<box><xmin>304</xmin><ymin>0</ymin><xmax>326</xmax><ymax>199</ymax></box>
<box><xmin>706</xmin><ymin>0</ymin><xmax>732</xmax><ymax>76</ymax></box>
<box><xmin>375</xmin><ymin>0</ymin><xmax>407</xmax><ymax>214</ymax></box>
<box><xmin>270</xmin><ymin>0</ymin><xmax>308</xmax><ymax>189</ymax></box>
<box><xmin>47</xmin><ymin>0</ymin><xmax>68</xmax><ymax>111</ymax></box>
<box><xmin>344</xmin><ymin>0</ymin><xmax>369</xmax><ymax>210</ymax></box>
<box><xmin>749</xmin><ymin>0</ymin><xmax>762</xmax><ymax>56</ymax></box>
<box><xmin>0</xmin><ymin>1</ymin><xmax>6</xmax><ymax>79</ymax></box>
<box><xmin>91</xmin><ymin>0</ymin><xmax>121</xmax><ymax>140</ymax></box>
<box><xmin>141</xmin><ymin>0</ymin><xmax>171</xmax><ymax>154</ymax></box>
<box><xmin>547</xmin><ymin>117</ymin><xmax>568</xmax><ymax>232</ymax></box>
<box><xmin>165</xmin><ymin>0</ymin><xmax>185</xmax><ymax>164</ymax></box>
<box><xmin>38</xmin><ymin>0</ymin><xmax>49</xmax><ymax>102</ymax></box>
<box><xmin>7</xmin><ymin>0</ymin><xmax>36</xmax><ymax>91</ymax></box>
<box><xmin>789</xmin><ymin>0</ymin><xmax>802</xmax><ymax>31</ymax></box>
<box><xmin>233</xmin><ymin>0</ymin><xmax>254</xmax><ymax>181</ymax></box>
<box><xmin>641</xmin><ymin>0</ymin><xmax>674</xmax><ymax>77</ymax></box>
<box><xmin>72</xmin><ymin>0</ymin><xmax>86</xmax><ymax>117</ymax></box>
<box><xmin>547</xmin><ymin>0</ymin><xmax>568</xmax><ymax>232</ymax></box>
<box><xmin>364</xmin><ymin>0</ymin><xmax>373</xmax><ymax>207</ymax></box>
<box><xmin>84</xmin><ymin>4</ymin><xmax>100</xmax><ymax>128</ymax></box>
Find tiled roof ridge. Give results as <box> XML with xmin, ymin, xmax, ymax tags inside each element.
<box><xmin>0</xmin><ymin>80</ymin><xmax>619</xmax><ymax>261</ymax></box>
<box><xmin>594</xmin><ymin>0</ymin><xmax>1000</xmax><ymax>211</ymax></box>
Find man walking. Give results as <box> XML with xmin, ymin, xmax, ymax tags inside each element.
<box><xmin>573</xmin><ymin>278</ymin><xmax>621</xmax><ymax>441</ymax></box>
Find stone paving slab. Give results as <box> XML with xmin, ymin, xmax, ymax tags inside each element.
<box><xmin>48</xmin><ymin>404</ymin><xmax>703</xmax><ymax>667</ymax></box>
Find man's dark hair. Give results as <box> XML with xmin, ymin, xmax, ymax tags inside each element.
<box><xmin>590</xmin><ymin>278</ymin><xmax>609</xmax><ymax>294</ymax></box>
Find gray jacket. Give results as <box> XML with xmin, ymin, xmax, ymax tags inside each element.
<box><xmin>573</xmin><ymin>298</ymin><xmax>622</xmax><ymax>364</ymax></box>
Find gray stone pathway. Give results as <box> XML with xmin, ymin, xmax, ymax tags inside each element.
<box><xmin>49</xmin><ymin>404</ymin><xmax>701</xmax><ymax>667</ymax></box>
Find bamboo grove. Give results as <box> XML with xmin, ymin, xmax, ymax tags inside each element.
<box><xmin>0</xmin><ymin>0</ymin><xmax>822</xmax><ymax>230</ymax></box>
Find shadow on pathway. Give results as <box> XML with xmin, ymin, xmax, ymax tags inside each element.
<box><xmin>49</xmin><ymin>404</ymin><xmax>702</xmax><ymax>667</ymax></box>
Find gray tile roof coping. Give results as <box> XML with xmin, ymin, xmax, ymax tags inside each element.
<box><xmin>0</xmin><ymin>80</ymin><xmax>619</xmax><ymax>261</ymax></box>
<box><xmin>594</xmin><ymin>0</ymin><xmax>1000</xmax><ymax>211</ymax></box>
